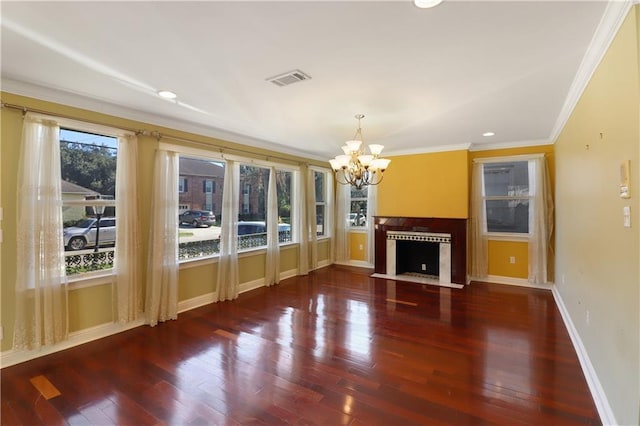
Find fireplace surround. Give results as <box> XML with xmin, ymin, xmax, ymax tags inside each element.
<box><xmin>374</xmin><ymin>216</ymin><xmax>467</xmax><ymax>285</ymax></box>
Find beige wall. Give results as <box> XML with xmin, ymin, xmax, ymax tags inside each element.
<box><xmin>554</xmin><ymin>7</ymin><xmax>639</xmax><ymax>425</ymax></box>
<box><xmin>0</xmin><ymin>92</ymin><xmax>329</xmax><ymax>353</ymax></box>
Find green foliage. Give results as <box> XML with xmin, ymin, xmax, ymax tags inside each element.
<box><xmin>60</xmin><ymin>141</ymin><xmax>116</xmax><ymax>196</ymax></box>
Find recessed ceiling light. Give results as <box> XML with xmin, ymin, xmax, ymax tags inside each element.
<box><xmin>483</xmin><ymin>132</ymin><xmax>495</xmax><ymax>137</ymax></box>
<box><xmin>157</xmin><ymin>90</ymin><xmax>177</xmax><ymax>99</ymax></box>
<box><xmin>414</xmin><ymin>0</ymin><xmax>444</xmax><ymax>9</ymax></box>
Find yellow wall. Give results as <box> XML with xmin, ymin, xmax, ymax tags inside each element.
<box><xmin>378</xmin><ymin>150</ymin><xmax>469</xmax><ymax>218</ymax></box>
<box><xmin>0</xmin><ymin>92</ymin><xmax>329</xmax><ymax>353</ymax></box>
<box><xmin>349</xmin><ymin>232</ymin><xmax>367</xmax><ymax>261</ymax></box>
<box><xmin>469</xmin><ymin>145</ymin><xmax>554</xmax><ymax>279</ymax></box>
<box><xmin>554</xmin><ymin>7</ymin><xmax>639</xmax><ymax>424</ymax></box>
<box><xmin>487</xmin><ymin>240</ymin><xmax>528</xmax><ymax>279</ymax></box>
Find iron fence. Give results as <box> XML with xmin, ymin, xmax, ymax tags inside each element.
<box><xmin>65</xmin><ymin>230</ymin><xmax>293</xmax><ymax>275</ymax></box>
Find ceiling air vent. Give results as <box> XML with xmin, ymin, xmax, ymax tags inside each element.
<box><xmin>266</xmin><ymin>69</ymin><xmax>311</xmax><ymax>87</ymax></box>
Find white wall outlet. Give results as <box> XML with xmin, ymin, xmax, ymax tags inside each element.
<box><xmin>358</xmin><ymin>244</ymin><xmax>363</xmax><ymax>251</ymax></box>
<box><xmin>421</xmin><ymin>263</ymin><xmax>426</xmax><ymax>271</ymax></box>
<box><xmin>509</xmin><ymin>256</ymin><xmax>516</xmax><ymax>264</ymax></box>
<box><xmin>586</xmin><ymin>310</ymin><xmax>590</xmax><ymax>325</ymax></box>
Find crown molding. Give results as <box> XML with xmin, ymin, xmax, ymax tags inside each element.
<box><xmin>549</xmin><ymin>0</ymin><xmax>634</xmax><ymax>143</ymax></box>
<box><xmin>386</xmin><ymin>143</ymin><xmax>472</xmax><ymax>157</ymax></box>
<box><xmin>468</xmin><ymin>138</ymin><xmax>552</xmax><ymax>152</ymax></box>
<box><xmin>1</xmin><ymin>78</ymin><xmax>326</xmax><ymax>162</ymax></box>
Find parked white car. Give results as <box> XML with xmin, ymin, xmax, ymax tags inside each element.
<box><xmin>63</xmin><ymin>217</ymin><xmax>116</xmax><ymax>251</ymax></box>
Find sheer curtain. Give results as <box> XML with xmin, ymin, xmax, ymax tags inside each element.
<box><xmin>114</xmin><ymin>134</ymin><xmax>142</xmax><ymax>323</ymax></box>
<box><xmin>14</xmin><ymin>114</ymin><xmax>68</xmax><ymax>350</ymax></box>
<box><xmin>470</xmin><ymin>161</ymin><xmax>488</xmax><ymax>279</ymax></box>
<box><xmin>145</xmin><ymin>149</ymin><xmax>179</xmax><ymax>326</ymax></box>
<box><xmin>217</xmin><ymin>160</ymin><xmax>240</xmax><ymax>301</ymax></box>
<box><xmin>307</xmin><ymin>168</ymin><xmax>318</xmax><ymax>270</ymax></box>
<box><xmin>366</xmin><ymin>185</ymin><xmax>377</xmax><ymax>265</ymax></box>
<box><xmin>297</xmin><ymin>165</ymin><xmax>310</xmax><ymax>275</ymax></box>
<box><xmin>334</xmin><ymin>183</ymin><xmax>350</xmax><ymax>263</ymax></box>
<box><xmin>265</xmin><ymin>167</ymin><xmax>280</xmax><ymax>286</ymax></box>
<box><xmin>528</xmin><ymin>156</ymin><xmax>554</xmax><ymax>284</ymax></box>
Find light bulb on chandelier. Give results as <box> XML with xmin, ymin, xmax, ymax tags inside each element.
<box><xmin>329</xmin><ymin>114</ymin><xmax>391</xmax><ymax>189</ymax></box>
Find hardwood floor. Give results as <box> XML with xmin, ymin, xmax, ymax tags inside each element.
<box><xmin>1</xmin><ymin>265</ymin><xmax>600</xmax><ymax>425</ymax></box>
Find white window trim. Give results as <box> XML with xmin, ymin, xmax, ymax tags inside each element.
<box><xmin>59</xmin><ymin>120</ymin><xmax>125</xmax><ymax>285</ymax></box>
<box><xmin>165</xmin><ymin>142</ymin><xmax>302</xmax><ymax>261</ymax></box>
<box><xmin>309</xmin><ymin>166</ymin><xmax>333</xmax><ymax>238</ymax></box>
<box><xmin>475</xmin><ymin>154</ymin><xmax>540</xmax><ymax>238</ymax></box>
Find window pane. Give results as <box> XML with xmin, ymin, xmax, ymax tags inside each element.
<box><xmin>486</xmin><ymin>199</ymin><xmax>529</xmax><ymax>233</ymax></box>
<box><xmin>314</xmin><ymin>171</ymin><xmax>326</xmax><ymax>236</ymax></box>
<box><xmin>238</xmin><ymin>165</ymin><xmax>269</xmax><ymax>249</ymax></box>
<box><xmin>349</xmin><ymin>186</ymin><xmax>367</xmax><ymax>227</ymax></box>
<box><xmin>484</xmin><ymin>161</ymin><xmax>529</xmax><ymax>196</ymax></box>
<box><xmin>315</xmin><ymin>171</ymin><xmax>325</xmax><ymax>202</ymax></box>
<box><xmin>350</xmin><ymin>201</ymin><xmax>367</xmax><ymax>227</ymax></box>
<box><xmin>350</xmin><ymin>186</ymin><xmax>367</xmax><ymax>199</ymax></box>
<box><xmin>277</xmin><ymin>170</ymin><xmax>292</xmax><ymax>243</ymax></box>
<box><xmin>178</xmin><ymin>156</ymin><xmax>224</xmax><ymax>260</ymax></box>
<box><xmin>316</xmin><ymin>205</ymin><xmax>325</xmax><ymax>236</ymax></box>
<box><xmin>60</xmin><ymin>129</ymin><xmax>117</xmax><ymax>275</ymax></box>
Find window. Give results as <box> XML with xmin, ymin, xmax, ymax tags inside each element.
<box><xmin>178</xmin><ymin>177</ymin><xmax>188</xmax><ymax>193</ymax></box>
<box><xmin>203</xmin><ymin>179</ymin><xmax>214</xmax><ymax>211</ymax></box>
<box><xmin>482</xmin><ymin>161</ymin><xmax>530</xmax><ymax>234</ymax></box>
<box><xmin>314</xmin><ymin>170</ymin><xmax>327</xmax><ymax>236</ymax></box>
<box><xmin>60</xmin><ymin>128</ymin><xmax>118</xmax><ymax>276</ymax></box>
<box><xmin>349</xmin><ymin>186</ymin><xmax>368</xmax><ymax>228</ymax></box>
<box><xmin>238</xmin><ymin>165</ymin><xmax>268</xmax><ymax>249</ymax></box>
<box><xmin>172</xmin><ymin>149</ymin><xmax>299</xmax><ymax>261</ymax></box>
<box><xmin>242</xmin><ymin>182</ymin><xmax>251</xmax><ymax>214</ymax></box>
<box><xmin>276</xmin><ymin>170</ymin><xmax>293</xmax><ymax>243</ymax></box>
<box><xmin>178</xmin><ymin>156</ymin><xmax>225</xmax><ymax>260</ymax></box>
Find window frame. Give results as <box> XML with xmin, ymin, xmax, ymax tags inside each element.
<box><xmin>477</xmin><ymin>155</ymin><xmax>537</xmax><ymax>241</ymax></box>
<box><xmin>165</xmin><ymin>143</ymin><xmax>302</xmax><ymax>264</ymax></box>
<box><xmin>308</xmin><ymin>167</ymin><xmax>333</xmax><ymax>239</ymax></box>
<box><xmin>56</xmin><ymin>117</ymin><xmax>132</xmax><ymax>284</ymax></box>
<box><xmin>348</xmin><ymin>186</ymin><xmax>369</xmax><ymax>231</ymax></box>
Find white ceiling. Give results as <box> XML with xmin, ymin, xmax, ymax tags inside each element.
<box><xmin>1</xmin><ymin>1</ymin><xmax>619</xmax><ymax>160</ymax></box>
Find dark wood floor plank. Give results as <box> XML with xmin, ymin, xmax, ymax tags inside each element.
<box><xmin>1</xmin><ymin>265</ymin><xmax>601</xmax><ymax>425</ymax></box>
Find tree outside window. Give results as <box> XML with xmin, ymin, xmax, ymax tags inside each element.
<box><xmin>60</xmin><ymin>128</ymin><xmax>118</xmax><ymax>275</ymax></box>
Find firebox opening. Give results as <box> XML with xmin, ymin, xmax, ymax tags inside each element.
<box><xmin>396</xmin><ymin>240</ymin><xmax>440</xmax><ymax>277</ymax></box>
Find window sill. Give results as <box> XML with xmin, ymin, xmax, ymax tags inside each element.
<box><xmin>349</xmin><ymin>227</ymin><xmax>369</xmax><ymax>234</ymax></box>
<box><xmin>178</xmin><ymin>242</ymin><xmax>300</xmax><ymax>269</ymax></box>
<box><xmin>485</xmin><ymin>233</ymin><xmax>530</xmax><ymax>242</ymax></box>
<box><xmin>67</xmin><ymin>270</ymin><xmax>114</xmax><ymax>290</ymax></box>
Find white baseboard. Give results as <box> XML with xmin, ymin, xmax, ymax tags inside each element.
<box><xmin>333</xmin><ymin>260</ymin><xmax>374</xmax><ymax>268</ymax></box>
<box><xmin>551</xmin><ymin>285</ymin><xmax>616</xmax><ymax>426</ymax></box>
<box><xmin>473</xmin><ymin>274</ymin><xmax>553</xmax><ymax>291</ymax></box>
<box><xmin>0</xmin><ymin>319</ymin><xmax>145</xmax><ymax>368</ymax></box>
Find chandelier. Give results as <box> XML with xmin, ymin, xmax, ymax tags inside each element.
<box><xmin>329</xmin><ymin>114</ymin><xmax>391</xmax><ymax>189</ymax></box>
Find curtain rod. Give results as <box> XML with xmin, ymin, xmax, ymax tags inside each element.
<box><xmin>152</xmin><ymin>131</ymin><xmax>306</xmax><ymax>166</ymax></box>
<box><xmin>0</xmin><ymin>101</ymin><xmax>145</xmax><ymax>135</ymax></box>
<box><xmin>1</xmin><ymin>100</ymin><xmax>310</xmax><ymax>167</ymax></box>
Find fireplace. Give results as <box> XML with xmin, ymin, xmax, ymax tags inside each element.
<box><xmin>374</xmin><ymin>217</ymin><xmax>467</xmax><ymax>285</ymax></box>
